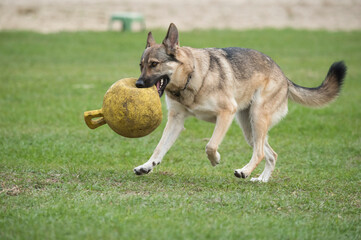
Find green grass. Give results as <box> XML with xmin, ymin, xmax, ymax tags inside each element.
<box><xmin>0</xmin><ymin>29</ymin><xmax>360</xmax><ymax>240</ymax></box>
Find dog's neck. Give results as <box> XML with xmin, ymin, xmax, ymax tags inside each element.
<box><xmin>169</xmin><ymin>73</ymin><xmax>191</xmax><ymax>98</ymax></box>
<box><xmin>182</xmin><ymin>73</ymin><xmax>192</xmax><ymax>90</ymax></box>
<box><xmin>169</xmin><ymin>58</ymin><xmax>195</xmax><ymax>97</ymax></box>
<box><xmin>183</xmin><ymin>57</ymin><xmax>196</xmax><ymax>90</ymax></box>
<box><xmin>166</xmin><ymin>47</ymin><xmax>196</xmax><ymax>99</ymax></box>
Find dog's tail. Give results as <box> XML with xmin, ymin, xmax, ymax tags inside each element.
<box><xmin>287</xmin><ymin>61</ymin><xmax>347</xmax><ymax>107</ymax></box>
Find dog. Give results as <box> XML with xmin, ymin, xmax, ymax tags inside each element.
<box><xmin>133</xmin><ymin>23</ymin><xmax>346</xmax><ymax>182</ymax></box>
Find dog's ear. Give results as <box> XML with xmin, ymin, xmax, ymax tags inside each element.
<box><xmin>162</xmin><ymin>23</ymin><xmax>179</xmax><ymax>55</ymax></box>
<box><xmin>146</xmin><ymin>32</ymin><xmax>156</xmax><ymax>48</ymax></box>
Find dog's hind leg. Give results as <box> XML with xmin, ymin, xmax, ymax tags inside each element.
<box><xmin>235</xmin><ymin>106</ymin><xmax>253</xmax><ymax>147</ymax></box>
<box><xmin>234</xmin><ymin>81</ymin><xmax>288</xmax><ymax>181</ymax></box>
<box><xmin>206</xmin><ymin>110</ymin><xmax>236</xmax><ymax>166</ymax></box>
<box><xmin>236</xmin><ymin>109</ymin><xmax>277</xmax><ymax>182</ymax></box>
<box><xmin>250</xmin><ymin>139</ymin><xmax>278</xmax><ymax>182</ymax></box>
<box><xmin>234</xmin><ymin>90</ymin><xmax>272</xmax><ymax>180</ymax></box>
<box><xmin>234</xmin><ymin>118</ymin><xmax>269</xmax><ymax>179</ymax></box>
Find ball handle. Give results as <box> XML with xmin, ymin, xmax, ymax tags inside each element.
<box><xmin>84</xmin><ymin>109</ymin><xmax>106</xmax><ymax>129</ymax></box>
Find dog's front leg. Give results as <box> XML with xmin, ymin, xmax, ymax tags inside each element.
<box><xmin>133</xmin><ymin>110</ymin><xmax>186</xmax><ymax>175</ymax></box>
<box><xmin>206</xmin><ymin>111</ymin><xmax>235</xmax><ymax>166</ymax></box>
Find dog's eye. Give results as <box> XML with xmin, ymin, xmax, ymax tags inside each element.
<box><xmin>150</xmin><ymin>62</ymin><xmax>159</xmax><ymax>68</ymax></box>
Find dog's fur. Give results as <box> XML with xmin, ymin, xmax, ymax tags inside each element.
<box><xmin>134</xmin><ymin>23</ymin><xmax>347</xmax><ymax>182</ymax></box>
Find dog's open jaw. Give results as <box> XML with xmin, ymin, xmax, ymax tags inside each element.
<box><xmin>156</xmin><ymin>76</ymin><xmax>170</xmax><ymax>97</ymax></box>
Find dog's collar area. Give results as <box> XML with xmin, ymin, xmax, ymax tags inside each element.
<box><xmin>182</xmin><ymin>74</ymin><xmax>192</xmax><ymax>91</ymax></box>
<box><xmin>170</xmin><ymin>73</ymin><xmax>192</xmax><ymax>98</ymax></box>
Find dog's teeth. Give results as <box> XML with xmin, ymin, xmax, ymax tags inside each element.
<box><xmin>160</xmin><ymin>79</ymin><xmax>164</xmax><ymax>86</ymax></box>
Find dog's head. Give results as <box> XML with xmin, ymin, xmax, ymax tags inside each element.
<box><xmin>136</xmin><ymin>23</ymin><xmax>191</xmax><ymax>97</ymax></box>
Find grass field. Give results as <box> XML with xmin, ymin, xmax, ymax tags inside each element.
<box><xmin>0</xmin><ymin>29</ymin><xmax>360</xmax><ymax>239</ymax></box>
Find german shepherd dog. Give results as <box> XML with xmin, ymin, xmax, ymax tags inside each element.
<box><xmin>134</xmin><ymin>23</ymin><xmax>346</xmax><ymax>182</ymax></box>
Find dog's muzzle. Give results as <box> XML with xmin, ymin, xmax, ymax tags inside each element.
<box><xmin>135</xmin><ymin>75</ymin><xmax>170</xmax><ymax>97</ymax></box>
<box><xmin>135</xmin><ymin>78</ymin><xmax>146</xmax><ymax>88</ymax></box>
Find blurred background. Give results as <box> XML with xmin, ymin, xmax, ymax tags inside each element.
<box><xmin>1</xmin><ymin>0</ymin><xmax>360</xmax><ymax>32</ymax></box>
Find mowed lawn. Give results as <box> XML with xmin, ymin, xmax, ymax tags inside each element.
<box><xmin>0</xmin><ymin>29</ymin><xmax>360</xmax><ymax>239</ymax></box>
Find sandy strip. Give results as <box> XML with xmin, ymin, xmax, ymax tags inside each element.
<box><xmin>0</xmin><ymin>0</ymin><xmax>360</xmax><ymax>32</ymax></box>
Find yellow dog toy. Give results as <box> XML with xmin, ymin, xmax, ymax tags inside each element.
<box><xmin>84</xmin><ymin>78</ymin><xmax>162</xmax><ymax>138</ymax></box>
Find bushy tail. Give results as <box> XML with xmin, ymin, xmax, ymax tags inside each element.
<box><xmin>288</xmin><ymin>61</ymin><xmax>347</xmax><ymax>107</ymax></box>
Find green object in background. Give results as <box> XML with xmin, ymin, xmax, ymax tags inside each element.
<box><xmin>109</xmin><ymin>12</ymin><xmax>146</xmax><ymax>32</ymax></box>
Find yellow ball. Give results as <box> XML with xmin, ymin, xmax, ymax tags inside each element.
<box><xmin>84</xmin><ymin>78</ymin><xmax>162</xmax><ymax>138</ymax></box>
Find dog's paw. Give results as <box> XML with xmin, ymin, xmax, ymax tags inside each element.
<box><xmin>250</xmin><ymin>172</ymin><xmax>271</xmax><ymax>183</ymax></box>
<box><xmin>210</xmin><ymin>151</ymin><xmax>221</xmax><ymax>166</ymax></box>
<box><xmin>234</xmin><ymin>169</ymin><xmax>250</xmax><ymax>179</ymax></box>
<box><xmin>250</xmin><ymin>176</ymin><xmax>269</xmax><ymax>183</ymax></box>
<box><xmin>133</xmin><ymin>165</ymin><xmax>153</xmax><ymax>175</ymax></box>
<box><xmin>207</xmin><ymin>151</ymin><xmax>221</xmax><ymax>167</ymax></box>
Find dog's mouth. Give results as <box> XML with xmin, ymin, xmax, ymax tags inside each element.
<box><xmin>155</xmin><ymin>76</ymin><xmax>170</xmax><ymax>97</ymax></box>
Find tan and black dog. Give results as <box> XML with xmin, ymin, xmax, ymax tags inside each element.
<box><xmin>134</xmin><ymin>23</ymin><xmax>346</xmax><ymax>182</ymax></box>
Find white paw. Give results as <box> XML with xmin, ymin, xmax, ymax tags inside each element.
<box><xmin>207</xmin><ymin>151</ymin><xmax>221</xmax><ymax>166</ymax></box>
<box><xmin>133</xmin><ymin>164</ymin><xmax>153</xmax><ymax>175</ymax></box>
<box><xmin>234</xmin><ymin>168</ymin><xmax>250</xmax><ymax>179</ymax></box>
<box><xmin>250</xmin><ymin>176</ymin><xmax>269</xmax><ymax>183</ymax></box>
<box><xmin>211</xmin><ymin>151</ymin><xmax>221</xmax><ymax>166</ymax></box>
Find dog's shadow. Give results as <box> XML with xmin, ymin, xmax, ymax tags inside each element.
<box><xmin>126</xmin><ymin>169</ymin><xmax>288</xmax><ymax>194</ymax></box>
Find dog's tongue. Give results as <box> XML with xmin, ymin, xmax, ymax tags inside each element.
<box><xmin>156</xmin><ymin>81</ymin><xmax>161</xmax><ymax>91</ymax></box>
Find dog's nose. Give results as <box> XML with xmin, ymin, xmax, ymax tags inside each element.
<box><xmin>136</xmin><ymin>78</ymin><xmax>145</xmax><ymax>88</ymax></box>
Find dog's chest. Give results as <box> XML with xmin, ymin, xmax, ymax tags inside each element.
<box><xmin>185</xmin><ymin>100</ymin><xmax>218</xmax><ymax>123</ymax></box>
<box><xmin>167</xmin><ymin>89</ymin><xmax>219</xmax><ymax>123</ymax></box>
